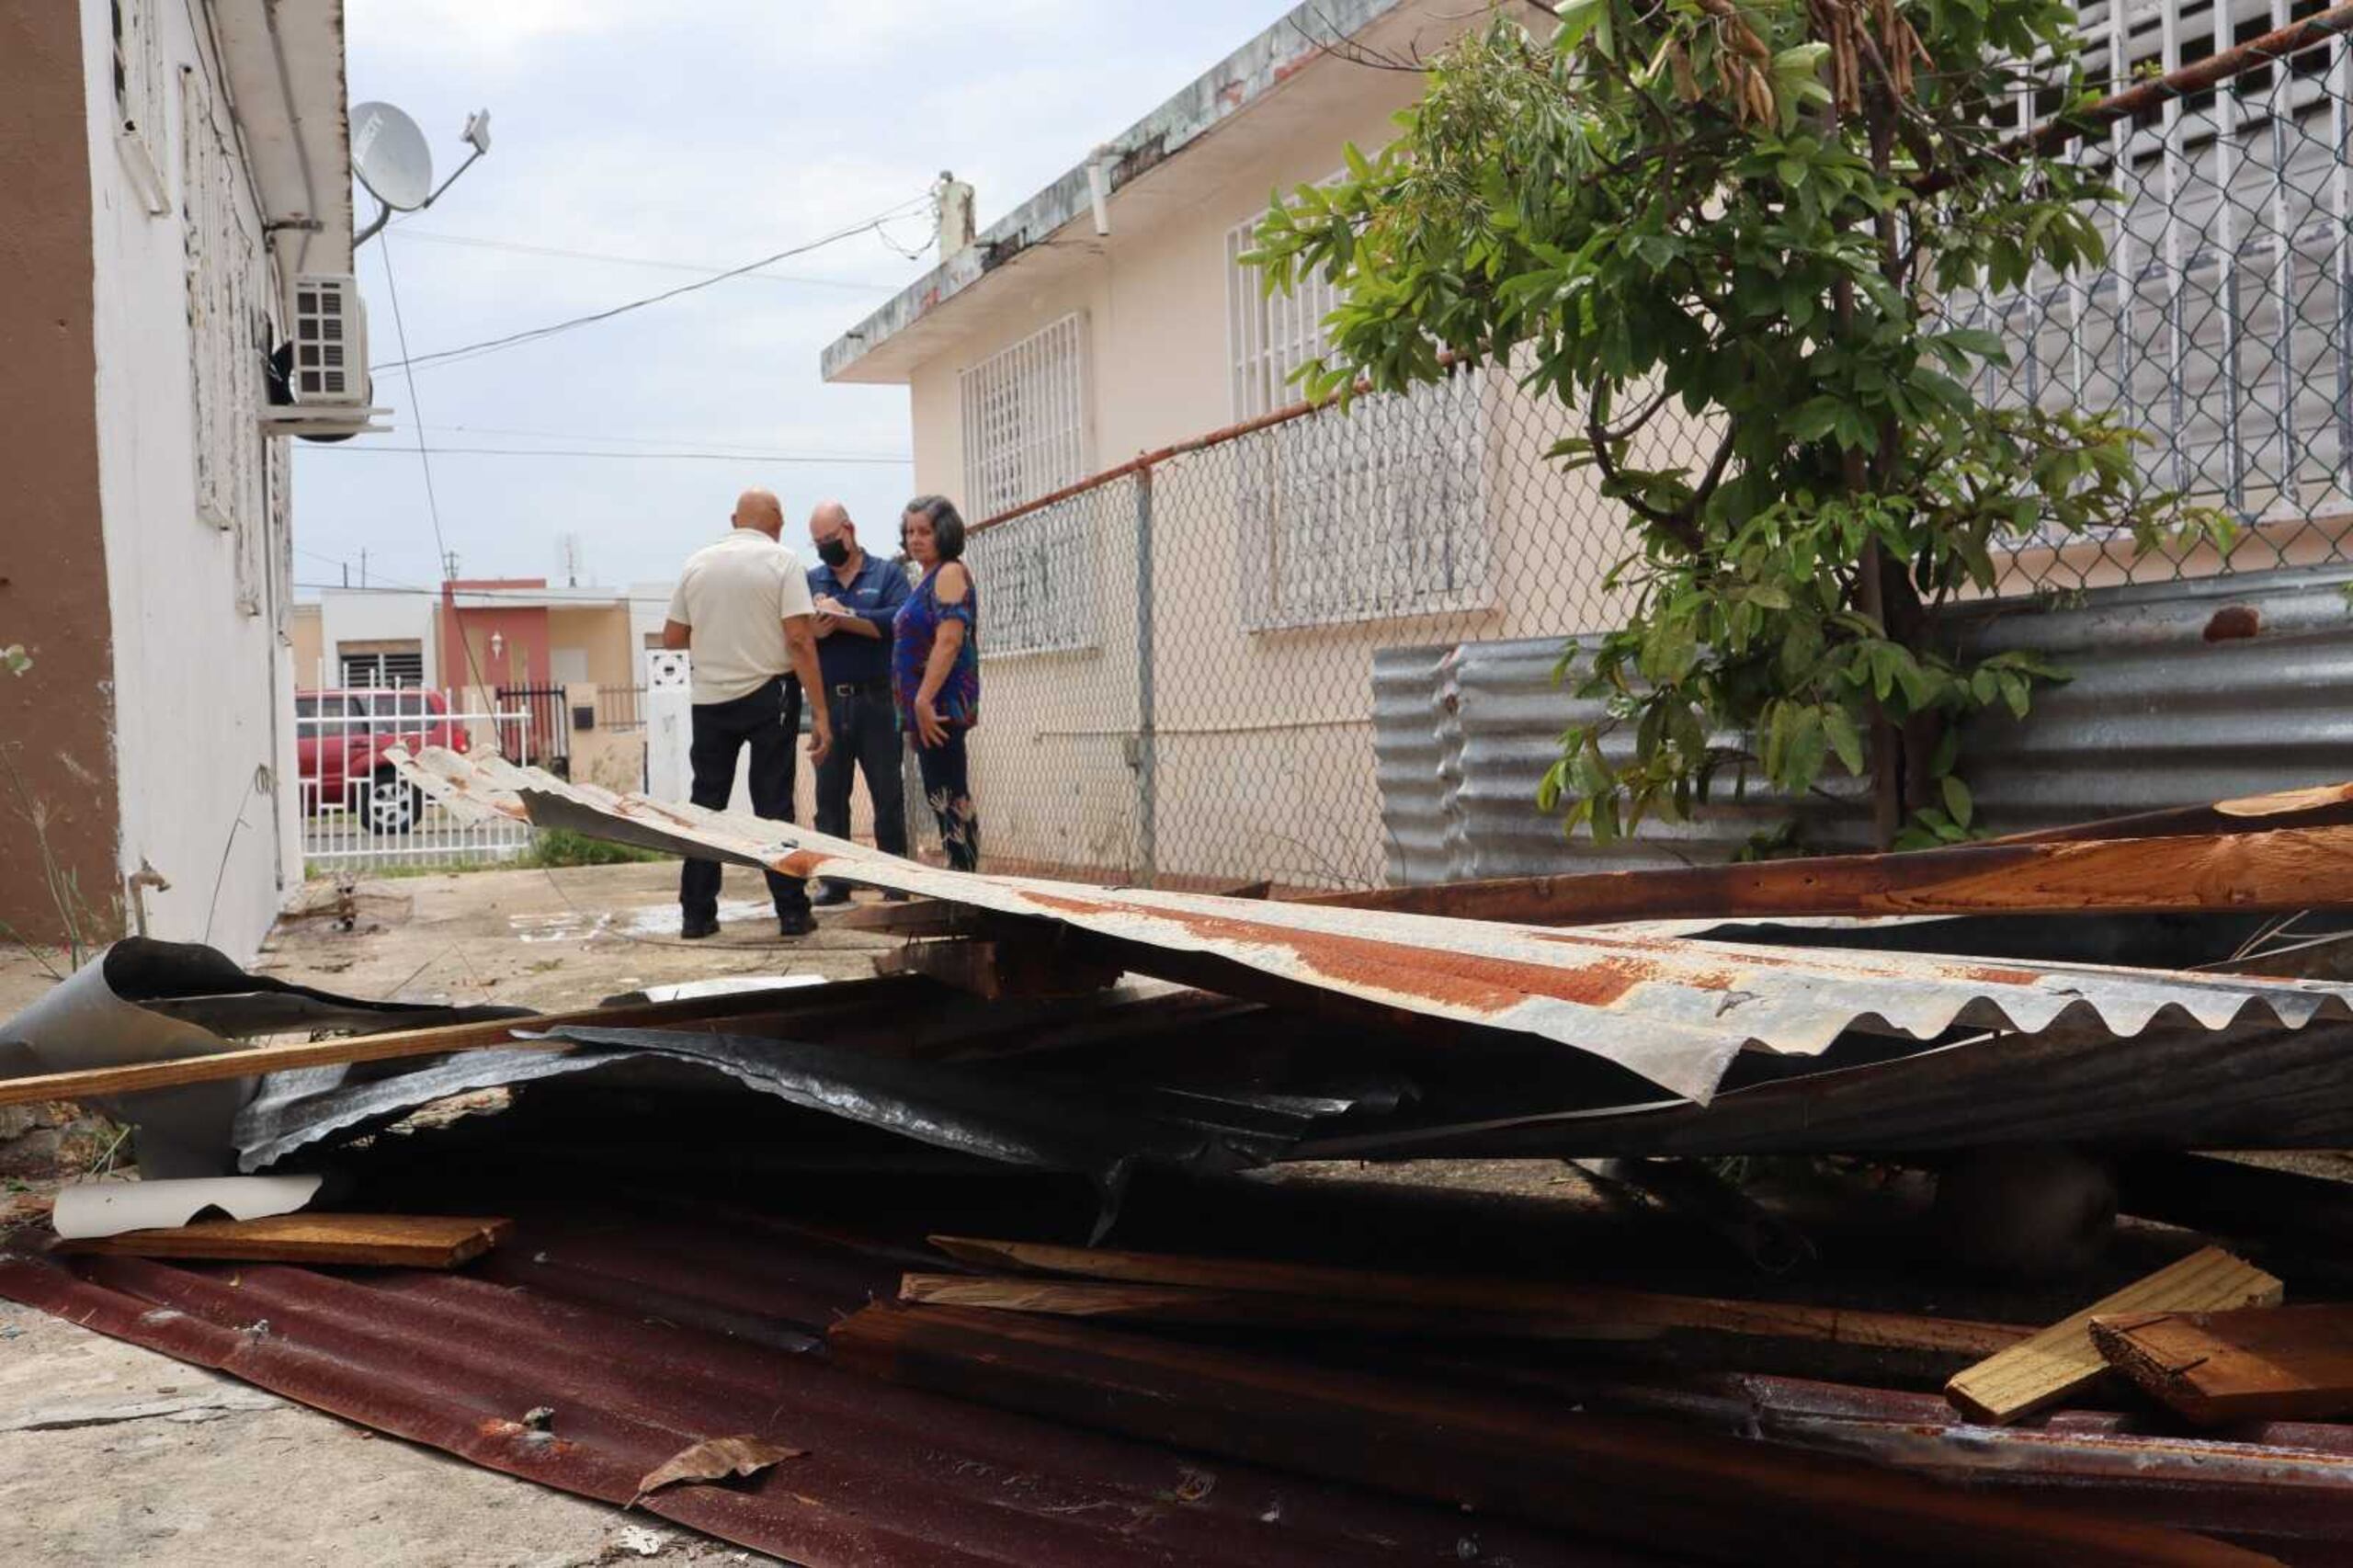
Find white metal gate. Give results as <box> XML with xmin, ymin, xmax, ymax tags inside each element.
<box><xmin>296</xmin><ymin>682</ymin><xmax>539</xmax><ymax>874</ymax></box>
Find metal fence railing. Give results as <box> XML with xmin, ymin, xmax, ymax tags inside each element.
<box><xmin>296</xmin><ymin>679</ymin><xmax>539</xmax><ymax>873</ymax></box>
<box><xmin>948</xmin><ymin>16</ymin><xmax>2351</xmax><ymax>892</ymax></box>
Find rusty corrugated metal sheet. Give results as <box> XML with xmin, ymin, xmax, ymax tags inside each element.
<box><xmin>0</xmin><ymin>1205</ymin><xmax>1645</xmax><ymax>1568</ymax></box>
<box><xmin>396</xmin><ymin>748</ymin><xmax>2353</xmax><ymax>1107</ymax></box>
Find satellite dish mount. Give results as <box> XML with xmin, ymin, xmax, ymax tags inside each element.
<box><xmin>351</xmin><ymin>101</ymin><xmax>493</xmax><ymax>246</ymax></box>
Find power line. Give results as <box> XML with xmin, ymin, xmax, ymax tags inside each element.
<box><xmin>372</xmin><ymin>193</ymin><xmax>938</xmax><ymax>375</ymax></box>
<box><xmin>296</xmin><ymin>581</ymin><xmax>683</xmax><ymax>607</ymax></box>
<box><xmin>301</xmin><ymin>444</ymin><xmax>911</xmax><ymax>464</ymax></box>
<box><xmin>391</xmin><ymin>229</ymin><xmax>899</xmax><ymax>292</ymax></box>
<box><xmin>415</xmin><ymin>421</ymin><xmax>897</xmax><ymax>454</ymax></box>
<box><xmin>376</xmin><ymin>232</ymin><xmax>494</xmax><ymax>699</ymax></box>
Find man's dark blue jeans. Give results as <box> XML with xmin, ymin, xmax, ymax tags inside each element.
<box><xmin>680</xmin><ymin>676</ymin><xmax>808</xmax><ymax>923</ymax></box>
<box><xmin>814</xmin><ymin>685</ymin><xmax>907</xmax><ymax>896</ymax></box>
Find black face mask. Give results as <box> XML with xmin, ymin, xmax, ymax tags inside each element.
<box><xmin>815</xmin><ymin>538</ymin><xmax>850</xmax><ymax>568</ymax></box>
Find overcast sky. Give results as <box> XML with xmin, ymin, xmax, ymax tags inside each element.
<box><xmin>294</xmin><ymin>0</ymin><xmax>1303</xmax><ymax>598</ymax></box>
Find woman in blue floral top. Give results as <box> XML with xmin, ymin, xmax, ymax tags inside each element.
<box><xmin>892</xmin><ymin>495</ymin><xmax>982</xmax><ymax>871</ymax></box>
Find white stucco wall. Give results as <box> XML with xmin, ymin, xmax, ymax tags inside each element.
<box><xmin>314</xmin><ymin>587</ymin><xmax>440</xmax><ymax>687</ymax></box>
<box><xmin>80</xmin><ymin>0</ymin><xmax>297</xmax><ymax>959</ymax></box>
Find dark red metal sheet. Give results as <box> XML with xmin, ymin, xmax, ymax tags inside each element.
<box><xmin>0</xmin><ymin>1204</ymin><xmax>1652</xmax><ymax>1568</ymax></box>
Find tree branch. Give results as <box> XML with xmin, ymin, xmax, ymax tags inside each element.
<box><xmin>1588</xmin><ymin>404</ymin><xmax>1707</xmax><ymax>554</ymax></box>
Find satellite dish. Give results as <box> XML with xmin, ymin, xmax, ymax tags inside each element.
<box><xmin>350</xmin><ymin>101</ymin><xmax>433</xmax><ymax>211</ymax></box>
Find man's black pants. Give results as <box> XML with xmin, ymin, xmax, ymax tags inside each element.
<box><xmin>813</xmin><ymin>685</ymin><xmax>907</xmax><ymax>892</ymax></box>
<box><xmin>679</xmin><ymin>676</ymin><xmax>807</xmax><ymax>923</ymax></box>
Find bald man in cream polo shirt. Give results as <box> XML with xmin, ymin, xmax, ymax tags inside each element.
<box><xmin>662</xmin><ymin>489</ymin><xmax>833</xmax><ymax>937</ymax></box>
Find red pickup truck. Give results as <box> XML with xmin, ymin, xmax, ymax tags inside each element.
<box><xmin>295</xmin><ymin>688</ymin><xmax>468</xmax><ymax>835</ymax></box>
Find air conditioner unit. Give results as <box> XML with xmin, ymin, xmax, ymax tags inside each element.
<box><xmin>289</xmin><ymin>273</ymin><xmax>367</xmax><ymax>406</ymax></box>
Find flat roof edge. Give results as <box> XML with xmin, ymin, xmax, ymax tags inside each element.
<box><xmin>820</xmin><ymin>0</ymin><xmax>1409</xmax><ymax>384</ymax></box>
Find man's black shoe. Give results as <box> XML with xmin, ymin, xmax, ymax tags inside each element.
<box><xmin>881</xmin><ymin>890</ymin><xmax>912</xmax><ymax>903</ymax></box>
<box><xmin>811</xmin><ymin>883</ymin><xmax>853</xmax><ymax>908</ymax></box>
<box><xmin>680</xmin><ymin>916</ymin><xmax>721</xmax><ymax>940</ymax></box>
<box><xmin>779</xmin><ymin>909</ymin><xmax>816</xmax><ymax>937</ymax></box>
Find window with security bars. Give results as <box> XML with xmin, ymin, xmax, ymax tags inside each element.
<box><xmin>1954</xmin><ymin>0</ymin><xmax>2353</xmax><ymax>531</ymax></box>
<box><xmin>964</xmin><ymin>493</ymin><xmax>1100</xmax><ymax>657</ymax></box>
<box><xmin>182</xmin><ymin>65</ymin><xmax>271</xmax><ymax>610</ymax></box>
<box><xmin>960</xmin><ymin>315</ymin><xmax>1097</xmax><ymax>654</ymax></box>
<box><xmin>1233</xmin><ymin>370</ymin><xmax>1495</xmax><ymax>631</ymax></box>
<box><xmin>111</xmin><ymin>0</ymin><xmax>168</xmax><ymax>210</ymax></box>
<box><xmin>961</xmin><ymin>314</ymin><xmax>1091</xmax><ymax>517</ymax></box>
<box><xmin>340</xmin><ymin>650</ymin><xmax>425</xmax><ymax>687</ymax></box>
<box><xmin>1227</xmin><ymin>216</ymin><xmax>1344</xmax><ymax>421</ymax></box>
<box><xmin>1226</xmin><ymin>216</ymin><xmax>1495</xmax><ymax>630</ymax></box>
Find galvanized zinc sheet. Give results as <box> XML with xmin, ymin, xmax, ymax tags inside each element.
<box><xmin>1375</xmin><ymin>563</ymin><xmax>2353</xmax><ymax>883</ymax></box>
<box><xmin>399</xmin><ymin>749</ymin><xmax>2353</xmax><ymax>1107</ymax></box>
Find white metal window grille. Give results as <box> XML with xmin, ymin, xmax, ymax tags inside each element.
<box><xmin>965</xmin><ymin>492</ymin><xmax>1101</xmax><ymax>658</ymax></box>
<box><xmin>181</xmin><ymin>67</ymin><xmax>267</xmax><ymax>564</ymax></box>
<box><xmin>340</xmin><ymin>651</ymin><xmax>425</xmax><ymax>687</ymax></box>
<box><xmin>960</xmin><ymin>313</ymin><xmax>1091</xmax><ymax>518</ymax></box>
<box><xmin>267</xmin><ymin>433</ymin><xmax>291</xmax><ymax>629</ymax></box>
<box><xmin>959</xmin><ymin>314</ymin><xmax>1097</xmax><ymax>654</ymax></box>
<box><xmin>1954</xmin><ymin>0</ymin><xmax>2353</xmax><ymax>527</ymax></box>
<box><xmin>1226</xmin><ymin>214</ymin><xmax>1345</xmax><ymax>421</ymax></box>
<box><xmin>111</xmin><ymin>0</ymin><xmax>169</xmax><ymax>212</ymax></box>
<box><xmin>1234</xmin><ymin>369</ymin><xmax>1495</xmax><ymax>631</ymax></box>
<box><xmin>1226</xmin><ymin>213</ymin><xmax>1495</xmax><ymax>630</ymax></box>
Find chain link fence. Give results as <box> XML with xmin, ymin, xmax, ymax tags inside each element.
<box><xmin>1966</xmin><ymin>0</ymin><xmax>2353</xmax><ymax>587</ymax></box>
<box><xmin>956</xmin><ymin>16</ymin><xmax>2351</xmax><ymax>892</ymax></box>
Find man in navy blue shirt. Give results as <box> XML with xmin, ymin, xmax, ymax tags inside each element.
<box><xmin>806</xmin><ymin>499</ymin><xmax>913</xmax><ymax>904</ymax></box>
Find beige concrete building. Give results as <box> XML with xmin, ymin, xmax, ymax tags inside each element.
<box><xmin>821</xmin><ymin>0</ymin><xmax>1661</xmax><ymax>888</ymax></box>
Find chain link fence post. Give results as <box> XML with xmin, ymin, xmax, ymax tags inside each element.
<box><xmin>1134</xmin><ymin>462</ymin><xmax>1157</xmax><ymax>888</ymax></box>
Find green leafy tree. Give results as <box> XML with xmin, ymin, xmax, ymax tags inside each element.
<box><xmin>1248</xmin><ymin>0</ymin><xmax>2227</xmax><ymax>849</ymax></box>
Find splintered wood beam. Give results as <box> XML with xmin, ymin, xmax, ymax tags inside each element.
<box><xmin>2091</xmin><ymin>1304</ymin><xmax>2353</xmax><ymax>1426</ymax></box>
<box><xmin>926</xmin><ymin>1236</ymin><xmax>2029</xmax><ymax>1357</ymax></box>
<box><xmin>0</xmin><ymin>986</ymin><xmax>878</xmax><ymax>1110</ymax></box>
<box><xmin>831</xmin><ymin>1301</ymin><xmax>2276</xmax><ymax>1568</ymax></box>
<box><xmin>1295</xmin><ymin>824</ymin><xmax>2353</xmax><ymax>926</ymax></box>
<box><xmin>898</xmin><ymin>1270</ymin><xmax>2029</xmax><ymax>1357</ymax></box>
<box><xmin>1944</xmin><ymin>1247</ymin><xmax>2283</xmax><ymax>1426</ymax></box>
<box><xmin>59</xmin><ymin>1213</ymin><xmax>512</xmax><ymax>1267</ymax></box>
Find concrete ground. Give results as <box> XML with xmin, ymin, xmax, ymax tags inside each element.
<box><xmin>0</xmin><ymin>861</ymin><xmax>893</xmax><ymax>1566</ymax></box>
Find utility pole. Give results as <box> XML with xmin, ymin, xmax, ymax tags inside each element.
<box><xmin>358</xmin><ymin>548</ymin><xmax>368</xmax><ymax>588</ymax></box>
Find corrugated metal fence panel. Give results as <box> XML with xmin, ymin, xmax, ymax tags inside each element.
<box><xmin>1371</xmin><ymin>645</ymin><xmax>1455</xmax><ymax>886</ymax></box>
<box><xmin>1949</xmin><ymin>564</ymin><xmax>2353</xmax><ymax>835</ymax></box>
<box><xmin>1377</xmin><ymin>565</ymin><xmax>2353</xmax><ymax>882</ymax></box>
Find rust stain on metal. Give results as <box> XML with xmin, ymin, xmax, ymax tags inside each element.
<box><xmin>1027</xmin><ymin>890</ymin><xmax>1656</xmax><ymax>1009</ymax></box>
<box><xmin>2203</xmin><ymin>606</ymin><xmax>2262</xmax><ymax>642</ymax></box>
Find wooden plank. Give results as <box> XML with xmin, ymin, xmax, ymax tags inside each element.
<box><xmin>899</xmin><ymin>1271</ymin><xmax>2026</xmax><ymax>1356</ymax></box>
<box><xmin>1294</xmin><ymin>824</ymin><xmax>2353</xmax><ymax>926</ymax></box>
<box><xmin>60</xmin><ymin>1213</ymin><xmax>512</xmax><ymax>1267</ymax></box>
<box><xmin>926</xmin><ymin>1236</ymin><xmax>2030</xmax><ymax>1357</ymax></box>
<box><xmin>832</xmin><ymin>1301</ymin><xmax>2279</xmax><ymax>1568</ymax></box>
<box><xmin>1944</xmin><ymin>1247</ymin><xmax>2283</xmax><ymax>1426</ymax></box>
<box><xmin>0</xmin><ymin>984</ymin><xmax>877</xmax><ymax>1111</ymax></box>
<box><xmin>2091</xmin><ymin>1304</ymin><xmax>2353</xmax><ymax>1426</ymax></box>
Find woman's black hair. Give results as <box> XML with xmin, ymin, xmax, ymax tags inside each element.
<box><xmin>902</xmin><ymin>494</ymin><xmax>967</xmax><ymax>562</ymax></box>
